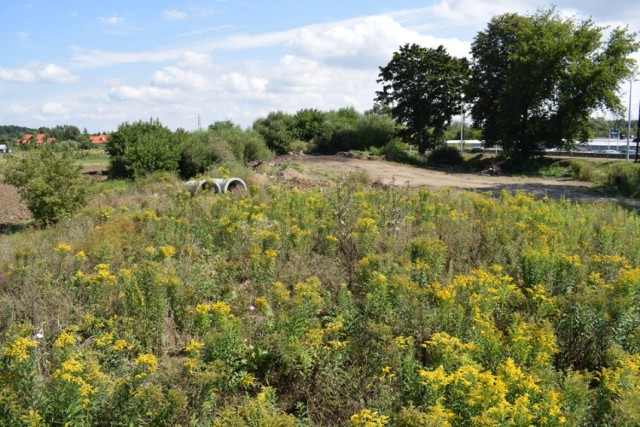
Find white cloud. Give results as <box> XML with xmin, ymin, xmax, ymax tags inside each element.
<box><xmin>38</xmin><ymin>64</ymin><xmax>78</xmax><ymax>83</ymax></box>
<box><xmin>16</xmin><ymin>31</ymin><xmax>29</xmax><ymax>39</ymax></box>
<box><xmin>152</xmin><ymin>67</ymin><xmax>209</xmax><ymax>90</ymax></box>
<box><xmin>108</xmin><ymin>85</ymin><xmax>182</xmax><ymax>102</ymax></box>
<box><xmin>288</xmin><ymin>15</ymin><xmax>471</xmax><ymax>67</ymax></box>
<box><xmin>41</xmin><ymin>102</ymin><xmax>69</xmax><ymax>115</ymax></box>
<box><xmin>0</xmin><ymin>67</ymin><xmax>36</xmax><ymax>82</ymax></box>
<box><xmin>163</xmin><ymin>9</ymin><xmax>187</xmax><ymax>20</ymax></box>
<box><xmin>98</xmin><ymin>16</ymin><xmax>124</xmax><ymax>25</ymax></box>
<box><xmin>221</xmin><ymin>72</ymin><xmax>268</xmax><ymax>95</ymax></box>
<box><xmin>178</xmin><ymin>51</ymin><xmax>214</xmax><ymax>68</ymax></box>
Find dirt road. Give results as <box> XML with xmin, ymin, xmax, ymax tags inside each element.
<box><xmin>269</xmin><ymin>155</ymin><xmax>620</xmax><ymax>203</ymax></box>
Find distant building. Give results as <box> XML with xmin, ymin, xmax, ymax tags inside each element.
<box><xmin>17</xmin><ymin>133</ymin><xmax>56</xmax><ymax>145</ymax></box>
<box><xmin>89</xmin><ymin>134</ymin><xmax>109</xmax><ymax>144</ymax></box>
<box><xmin>0</xmin><ymin>144</ymin><xmax>7</xmax><ymax>153</ymax></box>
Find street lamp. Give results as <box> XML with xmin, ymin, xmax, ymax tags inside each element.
<box><xmin>460</xmin><ymin>93</ymin><xmax>465</xmax><ymax>153</ymax></box>
<box><xmin>627</xmin><ymin>79</ymin><xmax>634</xmax><ymax>162</ymax></box>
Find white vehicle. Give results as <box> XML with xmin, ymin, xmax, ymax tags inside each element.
<box><xmin>0</xmin><ymin>144</ymin><xmax>8</xmax><ymax>153</ymax></box>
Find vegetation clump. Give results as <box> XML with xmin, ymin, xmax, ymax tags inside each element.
<box><xmin>1</xmin><ymin>145</ymin><xmax>88</xmax><ymax>225</ymax></box>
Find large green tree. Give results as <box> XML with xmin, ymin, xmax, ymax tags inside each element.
<box><xmin>376</xmin><ymin>44</ymin><xmax>469</xmax><ymax>154</ymax></box>
<box><xmin>468</xmin><ymin>8</ymin><xmax>639</xmax><ymax>160</ymax></box>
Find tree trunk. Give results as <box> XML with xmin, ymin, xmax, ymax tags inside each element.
<box><xmin>417</xmin><ymin>128</ymin><xmax>426</xmax><ymax>155</ymax></box>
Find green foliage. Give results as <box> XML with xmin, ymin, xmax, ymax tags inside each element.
<box><xmin>468</xmin><ymin>8</ymin><xmax>639</xmax><ymax>160</ymax></box>
<box><xmin>377</xmin><ymin>44</ymin><xmax>469</xmax><ymax>154</ymax></box>
<box><xmin>106</xmin><ymin>119</ymin><xmax>179</xmax><ymax>179</ymax></box>
<box><xmin>179</xmin><ymin>126</ymin><xmax>272</xmax><ymax>179</ymax></box>
<box><xmin>427</xmin><ymin>145</ymin><xmax>464</xmax><ymax>166</ymax></box>
<box><xmin>605</xmin><ymin>162</ymin><xmax>640</xmax><ymax>197</ymax></box>
<box><xmin>1</xmin><ymin>145</ymin><xmax>88</xmax><ymax>225</ymax></box>
<box><xmin>4</xmin><ymin>163</ymin><xmax>640</xmax><ymax>424</ymax></box>
<box><xmin>253</xmin><ymin>111</ymin><xmax>297</xmax><ymax>154</ymax></box>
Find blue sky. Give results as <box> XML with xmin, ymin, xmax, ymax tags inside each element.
<box><xmin>1</xmin><ymin>0</ymin><xmax>639</xmax><ymax>133</ymax></box>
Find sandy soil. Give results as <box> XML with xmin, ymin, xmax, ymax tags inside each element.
<box><xmin>259</xmin><ymin>154</ymin><xmax>627</xmax><ymax>205</ymax></box>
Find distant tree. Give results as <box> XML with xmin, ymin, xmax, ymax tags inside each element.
<box><xmin>468</xmin><ymin>8</ymin><xmax>639</xmax><ymax>160</ymax></box>
<box><xmin>253</xmin><ymin>111</ymin><xmax>296</xmax><ymax>154</ymax></box>
<box><xmin>376</xmin><ymin>44</ymin><xmax>469</xmax><ymax>154</ymax></box>
<box><xmin>208</xmin><ymin>120</ymin><xmax>238</xmax><ymax>132</ymax></box>
<box><xmin>106</xmin><ymin>119</ymin><xmax>179</xmax><ymax>179</ymax></box>
<box><xmin>2</xmin><ymin>145</ymin><xmax>88</xmax><ymax>225</ymax></box>
<box><xmin>293</xmin><ymin>108</ymin><xmax>327</xmax><ymax>142</ymax></box>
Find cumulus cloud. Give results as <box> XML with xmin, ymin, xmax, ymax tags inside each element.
<box><xmin>39</xmin><ymin>64</ymin><xmax>78</xmax><ymax>83</ymax></box>
<box><xmin>163</xmin><ymin>9</ymin><xmax>187</xmax><ymax>20</ymax></box>
<box><xmin>0</xmin><ymin>64</ymin><xmax>78</xmax><ymax>83</ymax></box>
<box><xmin>41</xmin><ymin>102</ymin><xmax>69</xmax><ymax>115</ymax></box>
<box><xmin>0</xmin><ymin>67</ymin><xmax>36</xmax><ymax>82</ymax></box>
<box><xmin>152</xmin><ymin>67</ymin><xmax>209</xmax><ymax>90</ymax></box>
<box><xmin>108</xmin><ymin>85</ymin><xmax>181</xmax><ymax>102</ymax></box>
<box><xmin>220</xmin><ymin>72</ymin><xmax>268</xmax><ymax>95</ymax></box>
<box><xmin>178</xmin><ymin>51</ymin><xmax>214</xmax><ymax>68</ymax></box>
<box><xmin>288</xmin><ymin>15</ymin><xmax>470</xmax><ymax>67</ymax></box>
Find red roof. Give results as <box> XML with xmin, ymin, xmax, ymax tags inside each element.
<box><xmin>17</xmin><ymin>133</ymin><xmax>56</xmax><ymax>144</ymax></box>
<box><xmin>89</xmin><ymin>134</ymin><xmax>109</xmax><ymax>144</ymax></box>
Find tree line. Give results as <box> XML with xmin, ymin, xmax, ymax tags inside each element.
<box><xmin>376</xmin><ymin>7</ymin><xmax>638</xmax><ymax>160</ymax></box>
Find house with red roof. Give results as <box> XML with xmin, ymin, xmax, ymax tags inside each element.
<box><xmin>89</xmin><ymin>134</ymin><xmax>109</xmax><ymax>144</ymax></box>
<box><xmin>17</xmin><ymin>133</ymin><xmax>56</xmax><ymax>145</ymax></box>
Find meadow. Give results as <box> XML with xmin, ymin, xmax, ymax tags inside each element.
<box><xmin>1</xmin><ymin>168</ymin><xmax>640</xmax><ymax>426</ymax></box>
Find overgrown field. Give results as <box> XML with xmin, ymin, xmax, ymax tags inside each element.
<box><xmin>1</xmin><ymin>176</ymin><xmax>640</xmax><ymax>426</ymax></box>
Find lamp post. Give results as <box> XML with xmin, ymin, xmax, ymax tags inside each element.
<box><xmin>460</xmin><ymin>93</ymin><xmax>465</xmax><ymax>153</ymax></box>
<box><xmin>627</xmin><ymin>80</ymin><xmax>632</xmax><ymax>161</ymax></box>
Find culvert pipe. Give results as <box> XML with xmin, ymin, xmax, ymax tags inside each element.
<box><xmin>184</xmin><ymin>177</ymin><xmax>247</xmax><ymax>195</ymax></box>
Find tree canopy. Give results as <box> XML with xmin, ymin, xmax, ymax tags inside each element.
<box><xmin>467</xmin><ymin>8</ymin><xmax>639</xmax><ymax>160</ymax></box>
<box><xmin>376</xmin><ymin>44</ymin><xmax>469</xmax><ymax>154</ymax></box>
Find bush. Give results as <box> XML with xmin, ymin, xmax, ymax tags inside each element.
<box><xmin>605</xmin><ymin>163</ymin><xmax>640</xmax><ymax>196</ymax></box>
<box><xmin>569</xmin><ymin>160</ymin><xmax>597</xmax><ymax>182</ymax></box>
<box><xmin>427</xmin><ymin>145</ymin><xmax>463</xmax><ymax>165</ymax></box>
<box><xmin>107</xmin><ymin>119</ymin><xmax>179</xmax><ymax>179</ymax></box>
<box><xmin>178</xmin><ymin>128</ymin><xmax>272</xmax><ymax>179</ymax></box>
<box><xmin>1</xmin><ymin>145</ymin><xmax>88</xmax><ymax>225</ymax></box>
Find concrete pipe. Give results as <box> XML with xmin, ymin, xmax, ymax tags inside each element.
<box><xmin>184</xmin><ymin>177</ymin><xmax>247</xmax><ymax>195</ymax></box>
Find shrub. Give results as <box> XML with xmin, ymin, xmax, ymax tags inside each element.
<box><xmin>605</xmin><ymin>162</ymin><xmax>640</xmax><ymax>196</ymax></box>
<box><xmin>569</xmin><ymin>160</ymin><xmax>597</xmax><ymax>182</ymax></box>
<box><xmin>106</xmin><ymin>119</ymin><xmax>179</xmax><ymax>179</ymax></box>
<box><xmin>427</xmin><ymin>145</ymin><xmax>463</xmax><ymax>165</ymax></box>
<box><xmin>178</xmin><ymin>128</ymin><xmax>272</xmax><ymax>179</ymax></box>
<box><xmin>2</xmin><ymin>145</ymin><xmax>88</xmax><ymax>225</ymax></box>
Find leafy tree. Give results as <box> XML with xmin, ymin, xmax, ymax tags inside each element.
<box><xmin>293</xmin><ymin>108</ymin><xmax>327</xmax><ymax>142</ymax></box>
<box><xmin>2</xmin><ymin>145</ymin><xmax>88</xmax><ymax>225</ymax></box>
<box><xmin>106</xmin><ymin>119</ymin><xmax>179</xmax><ymax>179</ymax></box>
<box><xmin>468</xmin><ymin>8</ymin><xmax>639</xmax><ymax>160</ymax></box>
<box><xmin>179</xmin><ymin>126</ymin><xmax>272</xmax><ymax>179</ymax></box>
<box><xmin>253</xmin><ymin>111</ymin><xmax>296</xmax><ymax>154</ymax></box>
<box><xmin>376</xmin><ymin>44</ymin><xmax>469</xmax><ymax>154</ymax></box>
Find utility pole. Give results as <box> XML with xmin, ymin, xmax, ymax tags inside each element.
<box><xmin>636</xmin><ymin>98</ymin><xmax>640</xmax><ymax>163</ymax></box>
<box><xmin>198</xmin><ymin>114</ymin><xmax>202</xmax><ymax>130</ymax></box>
<box><xmin>627</xmin><ymin>80</ymin><xmax>632</xmax><ymax>161</ymax></box>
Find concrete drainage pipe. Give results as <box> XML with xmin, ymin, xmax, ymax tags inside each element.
<box><xmin>185</xmin><ymin>178</ymin><xmax>247</xmax><ymax>195</ymax></box>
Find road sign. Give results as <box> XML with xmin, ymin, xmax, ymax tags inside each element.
<box><xmin>610</xmin><ymin>129</ymin><xmax>619</xmax><ymax>138</ymax></box>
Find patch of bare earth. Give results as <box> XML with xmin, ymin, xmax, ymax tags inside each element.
<box><xmin>256</xmin><ymin>154</ymin><xmax>638</xmax><ymax>207</ymax></box>
<box><xmin>0</xmin><ymin>183</ymin><xmax>30</xmax><ymax>229</ymax></box>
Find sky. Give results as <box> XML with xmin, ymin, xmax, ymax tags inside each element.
<box><xmin>1</xmin><ymin>0</ymin><xmax>639</xmax><ymax>133</ymax></box>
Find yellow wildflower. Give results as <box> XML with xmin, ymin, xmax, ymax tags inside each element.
<box><xmin>4</xmin><ymin>337</ymin><xmax>38</xmax><ymax>362</ymax></box>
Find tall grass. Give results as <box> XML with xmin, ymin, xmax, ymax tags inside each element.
<box><xmin>1</xmin><ymin>175</ymin><xmax>640</xmax><ymax>425</ymax></box>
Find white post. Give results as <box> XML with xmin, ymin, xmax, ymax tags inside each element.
<box><xmin>627</xmin><ymin>79</ymin><xmax>633</xmax><ymax>162</ymax></box>
<box><xmin>460</xmin><ymin>93</ymin><xmax>465</xmax><ymax>153</ymax></box>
